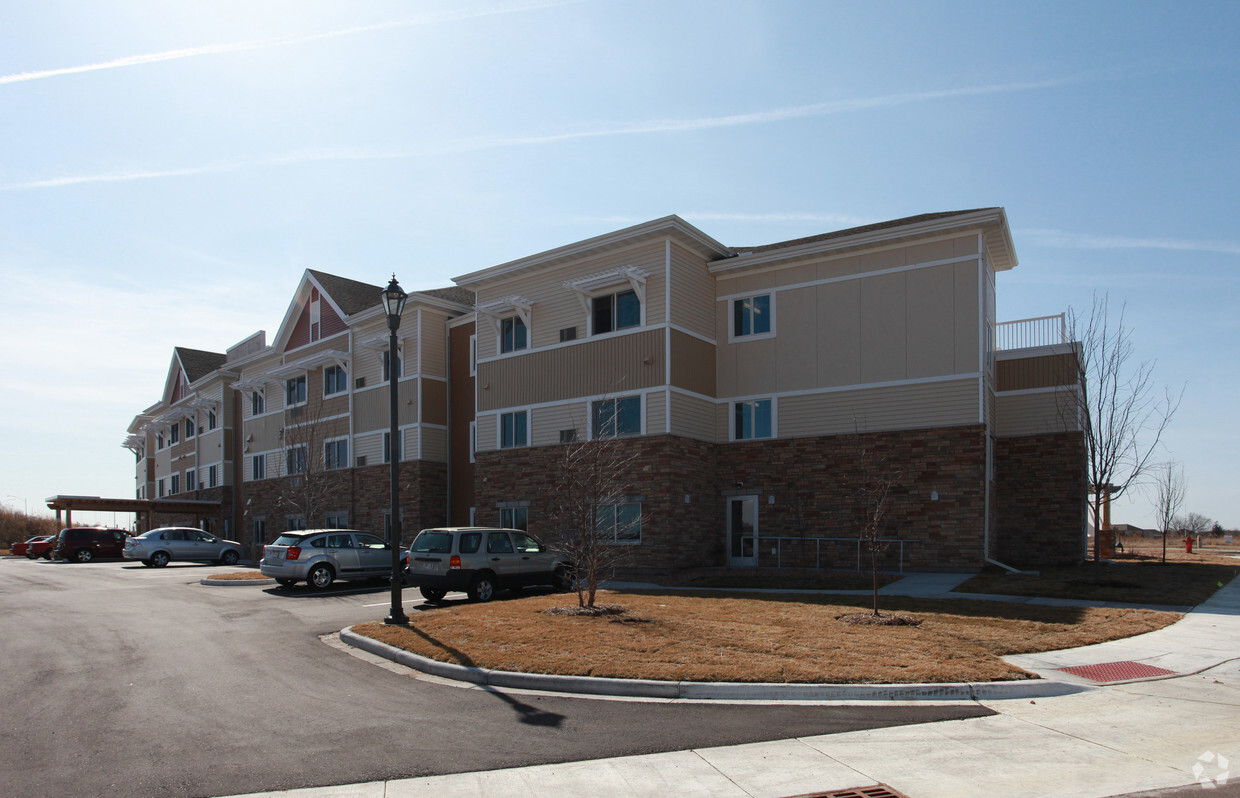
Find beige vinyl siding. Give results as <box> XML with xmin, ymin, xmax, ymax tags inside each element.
<box><xmin>645</xmin><ymin>390</ymin><xmax>665</xmax><ymax>435</ymax></box>
<box><xmin>353</xmin><ymin>431</ymin><xmax>384</xmax><ymax>465</ymax></box>
<box><xmin>475</xmin><ymin>241</ymin><xmax>667</xmax><ymax>358</ymax></box>
<box><xmin>244</xmin><ymin>413</ymin><xmax>283</xmax><ymax>455</ymax></box>
<box><xmin>669</xmin><ymin>330</ymin><xmax>716</xmax><ymax>397</ymax></box>
<box><xmin>475</xmin><ymin>412</ymin><xmax>498</xmax><ymax>451</ymax></box>
<box><xmin>778</xmin><ymin>378</ymin><xmax>979</xmax><ymax>438</ymax></box>
<box><xmin>477</xmin><ymin>328</ymin><xmax>665</xmax><ymax>412</ymax></box>
<box><xmin>353</xmin><ymin>378</ymin><xmax>419</xmax><ymax>433</ymax></box>
<box><xmin>995</xmin><ymin>390</ymin><xmax>1076</xmax><ymax>437</ymax></box>
<box><xmin>953</xmin><ymin>261</ymin><xmax>981</xmax><ymax>373</ymax></box>
<box><xmin>422</xmin><ymin>427</ymin><xmax>448</xmax><ymax>462</ymax></box>
<box><xmin>418</xmin><ymin>310</ymin><xmax>449</xmax><ymax>379</ymax></box>
<box><xmin>669</xmin><ymin>391</ymin><xmax>716</xmax><ymax>442</ymax></box>
<box><xmin>668</xmin><ymin>242</ymin><xmax>715</xmax><ymax>338</ymax></box>
<box><xmin>531</xmin><ymin>402</ymin><xmax>589</xmax><ymax>447</ymax></box>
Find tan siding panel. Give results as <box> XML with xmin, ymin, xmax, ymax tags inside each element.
<box><xmin>775</xmin><ymin>286</ymin><xmax>817</xmax><ymax>392</ymax></box>
<box><xmin>352</xmin><ymin>378</ymin><xmax>418</xmax><ymax>433</ymax></box>
<box><xmin>732</xmin><ymin>336</ymin><xmax>777</xmax><ymax>397</ymax></box>
<box><xmin>646</xmin><ymin>390</ymin><xmax>666</xmax><ymax>435</ymax></box>
<box><xmin>779</xmin><ymin>379</ymin><xmax>979</xmax><ymax>438</ymax></box>
<box><xmin>859</xmin><ymin>271</ymin><xmax>907</xmax><ymax>383</ymax></box>
<box><xmin>996</xmin><ymin>391</ymin><xmax>1076</xmax><ymax>437</ymax></box>
<box><xmin>906</xmin><ymin>264</ymin><xmax>957</xmax><ymax>379</ymax></box>
<box><xmin>669</xmin><ymin>330</ymin><xmax>716</xmax><ymax>397</ymax></box>
<box><xmin>816</xmin><ymin>280</ymin><xmax>862</xmax><ymax>387</ymax></box>
<box><xmin>476</xmin><ymin>412</ymin><xmax>497</xmax><ymax>451</ymax></box>
<box><xmin>422</xmin><ymin>427</ymin><xmax>447</xmax><ymax>462</ymax></box>
<box><xmin>669</xmin><ymin>391</ymin><xmax>717</xmax><ymax>442</ymax></box>
<box><xmin>477</xmin><ymin>328</ymin><xmax>665</xmax><ymax>411</ymax></box>
<box><xmin>531</xmin><ymin>402</ymin><xmax>588</xmax><ymax>447</ymax></box>
<box><xmin>954</xmin><ymin>261</ymin><xmax>980</xmax><ymax>372</ymax></box>
<box><xmin>669</xmin><ymin>243</ymin><xmax>715</xmax><ymax>338</ymax></box>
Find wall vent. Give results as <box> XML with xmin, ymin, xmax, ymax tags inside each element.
<box><xmin>559</xmin><ymin>327</ymin><xmax>577</xmax><ymax>342</ymax></box>
<box><xmin>559</xmin><ymin>429</ymin><xmax>579</xmax><ymax>443</ymax></box>
<box><xmin>356</xmin><ymin>455</ymin><xmax>367</xmax><ymax>467</ymax></box>
<box><xmin>355</xmin><ymin>376</ymin><xmax>366</xmax><ymax>389</ymax></box>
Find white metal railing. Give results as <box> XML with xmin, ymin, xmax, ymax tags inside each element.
<box><xmin>758</xmin><ymin>536</ymin><xmax>922</xmax><ymax>574</ymax></box>
<box><xmin>996</xmin><ymin>313</ymin><xmax>1067</xmax><ymax>350</ymax></box>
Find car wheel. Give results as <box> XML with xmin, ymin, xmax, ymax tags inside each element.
<box><xmin>220</xmin><ymin>550</ymin><xmax>239</xmax><ymax>566</ymax></box>
<box><xmin>41</xmin><ymin>551</ymin><xmax>51</xmax><ymax>560</ymax></box>
<box><xmin>25</xmin><ymin>552</ymin><xmax>37</xmax><ymax>560</ymax></box>
<box><xmin>74</xmin><ymin>548</ymin><xmax>93</xmax><ymax>563</ymax></box>
<box><xmin>150</xmin><ymin>551</ymin><xmax>170</xmax><ymax>568</ymax></box>
<box><xmin>276</xmin><ymin>578</ymin><xmax>297</xmax><ymax>588</ymax></box>
<box><xmin>308</xmin><ymin>564</ymin><xmax>335</xmax><ymax>590</ymax></box>
<box><xmin>140</xmin><ymin>560</ymin><xmax>154</xmax><ymax>567</ymax></box>
<box><xmin>419</xmin><ymin>586</ymin><xmax>447</xmax><ymax>603</ymax></box>
<box><xmin>554</xmin><ymin>566</ymin><xmax>575</xmax><ymax>592</ymax></box>
<box><xmin>467</xmin><ymin>574</ymin><xmax>496</xmax><ymax>603</ymax></box>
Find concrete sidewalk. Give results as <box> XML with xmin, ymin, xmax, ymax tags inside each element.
<box><xmin>227</xmin><ymin>575</ymin><xmax>1240</xmax><ymax>798</ymax></box>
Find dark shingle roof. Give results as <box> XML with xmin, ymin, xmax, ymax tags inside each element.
<box><xmin>417</xmin><ymin>286</ymin><xmax>475</xmax><ymax>307</ymax></box>
<box><xmin>307</xmin><ymin>270</ymin><xmax>385</xmax><ymax>316</ymax></box>
<box><xmin>175</xmin><ymin>347</ymin><xmax>227</xmax><ymax>382</ymax></box>
<box><xmin>735</xmin><ymin>208</ymin><xmax>1000</xmax><ymax>255</ymax></box>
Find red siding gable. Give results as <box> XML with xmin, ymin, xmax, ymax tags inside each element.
<box><xmin>288</xmin><ymin>305</ymin><xmax>312</xmax><ymax>350</ymax></box>
<box><xmin>321</xmin><ymin>299</ymin><xmax>346</xmax><ymax>337</ymax></box>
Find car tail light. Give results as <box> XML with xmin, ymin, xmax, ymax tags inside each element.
<box><xmin>286</xmin><ymin>546</ymin><xmax>301</xmax><ymax>560</ymax></box>
<box><xmin>400</xmin><ymin>554</ymin><xmax>408</xmax><ymax>568</ymax></box>
<box><xmin>449</xmin><ymin>555</ymin><xmax>461</xmax><ymax>569</ymax></box>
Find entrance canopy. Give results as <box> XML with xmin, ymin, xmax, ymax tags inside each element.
<box><xmin>44</xmin><ymin>495</ymin><xmax>222</xmax><ymax>532</ymax></box>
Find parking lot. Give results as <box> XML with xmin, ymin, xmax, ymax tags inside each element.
<box><xmin>0</xmin><ymin>556</ymin><xmax>990</xmax><ymax>797</ymax></box>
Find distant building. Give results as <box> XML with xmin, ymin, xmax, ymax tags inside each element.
<box><xmin>126</xmin><ymin>209</ymin><xmax>1086</xmax><ymax>571</ymax></box>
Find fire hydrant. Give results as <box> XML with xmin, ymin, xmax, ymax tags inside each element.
<box><xmin>1186</xmin><ymin>535</ymin><xmax>1193</xmax><ymax>554</ymax></box>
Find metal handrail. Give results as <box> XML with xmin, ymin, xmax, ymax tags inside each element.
<box><xmin>996</xmin><ymin>313</ymin><xmax>1067</xmax><ymax>350</ymax></box>
<box><xmin>754</xmin><ymin>536</ymin><xmax>922</xmax><ymax>573</ymax></box>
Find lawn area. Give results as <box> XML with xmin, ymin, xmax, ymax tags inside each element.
<box><xmin>353</xmin><ymin>590</ymin><xmax>1178</xmax><ymax>684</ymax></box>
<box><xmin>955</xmin><ymin>551</ymin><xmax>1240</xmax><ymax>607</ymax></box>
<box><xmin>640</xmin><ymin>567</ymin><xmax>901</xmax><ymax>591</ymax></box>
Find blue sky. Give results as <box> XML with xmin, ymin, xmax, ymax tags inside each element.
<box><xmin>1</xmin><ymin>0</ymin><xmax>1236</xmax><ymax>530</ymax></box>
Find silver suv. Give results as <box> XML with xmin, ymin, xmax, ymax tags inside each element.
<box><xmin>123</xmin><ymin>527</ymin><xmax>242</xmax><ymax>567</ymax></box>
<box><xmin>260</xmin><ymin>529</ymin><xmax>392</xmax><ymax>590</ymax></box>
<box><xmin>404</xmin><ymin>527</ymin><xmax>572</xmax><ymax>603</ymax></box>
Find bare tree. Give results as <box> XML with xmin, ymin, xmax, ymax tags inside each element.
<box><xmin>852</xmin><ymin>434</ymin><xmax>900</xmax><ymax>617</ymax></box>
<box><xmin>276</xmin><ymin>387</ymin><xmax>339</xmax><ymax>529</ymax></box>
<box><xmin>1176</xmin><ymin>512</ymin><xmax>1212</xmax><ymax>548</ymax></box>
<box><xmin>548</xmin><ymin>426</ymin><xmax>641</xmax><ymax>609</ymax></box>
<box><xmin>1153</xmin><ymin>463</ymin><xmax>1184</xmax><ymax>564</ymax></box>
<box><xmin>1064</xmin><ymin>294</ymin><xmax>1182</xmax><ymax>579</ymax></box>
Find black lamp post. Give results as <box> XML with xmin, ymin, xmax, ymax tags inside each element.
<box><xmin>381</xmin><ymin>275</ymin><xmax>409</xmax><ymax>626</ymax></box>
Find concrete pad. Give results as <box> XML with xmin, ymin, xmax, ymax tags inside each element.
<box><xmin>691</xmin><ymin>738</ymin><xmax>878</xmax><ymax>798</ymax></box>
<box><xmin>385</xmin><ymin>751</ymin><xmax>749</xmax><ymax>798</ymax></box>
<box><xmin>798</xmin><ymin>714</ymin><xmax>1190</xmax><ymax>798</ymax></box>
<box><xmin>221</xmin><ymin>783</ymin><xmax>386</xmax><ymax>798</ymax></box>
<box><xmin>878</xmin><ymin>572</ymin><xmax>973</xmax><ymax>596</ymax></box>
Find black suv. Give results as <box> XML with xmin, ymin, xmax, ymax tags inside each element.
<box><xmin>52</xmin><ymin>527</ymin><xmax>130</xmax><ymax>563</ymax></box>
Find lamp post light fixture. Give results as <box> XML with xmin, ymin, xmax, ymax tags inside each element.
<box><xmin>381</xmin><ymin>275</ymin><xmax>409</xmax><ymax>626</ymax></box>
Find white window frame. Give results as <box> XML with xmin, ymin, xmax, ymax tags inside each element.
<box><xmin>499</xmin><ymin>410</ymin><xmax>528</xmax><ymax>449</ymax></box>
<box><xmin>207</xmin><ymin>409</ymin><xmax>217</xmax><ymax>431</ymax></box>
<box><xmin>591</xmin><ymin>395</ymin><xmax>643</xmax><ymax>440</ymax></box>
<box><xmin>252</xmin><ymin>453</ymin><xmax>266</xmax><ymax>481</ymax></box>
<box><xmin>185</xmin><ymin>416</ymin><xmax>196</xmax><ymax>439</ymax></box>
<box><xmin>596</xmin><ymin>501</ymin><xmax>642</xmax><ymax>544</ymax></box>
<box><xmin>383</xmin><ymin>431</ymin><xmax>402</xmax><ymax>464</ymax></box>
<box><xmin>286</xmin><ymin>445</ymin><xmax>308</xmax><ymax>475</ymax></box>
<box><xmin>469</xmin><ymin>421</ymin><xmax>477</xmax><ymax>463</ymax></box>
<box><xmin>323</xmin><ymin>364</ymin><xmax>347</xmax><ymax>397</ymax></box>
<box><xmin>251</xmin><ymin>390</ymin><xmax>265</xmax><ymax>417</ymax></box>
<box><xmin>285</xmin><ymin>375</ymin><xmax>308</xmax><ymax>407</ymax></box>
<box><xmin>208</xmin><ymin>464</ymin><xmax>218</xmax><ymax>488</ymax></box>
<box><xmin>499</xmin><ymin>315</ymin><xmax>528</xmax><ymax>354</ymax></box>
<box><xmin>500</xmin><ymin>507</ymin><xmax>529</xmax><ymax>531</ymax></box>
<box><xmin>324</xmin><ymin>437</ymin><xmax>349</xmax><ymax>471</ymax></box>
<box><xmin>729</xmin><ymin>293</ymin><xmax>775</xmax><ymax>343</ymax></box>
<box><xmin>732</xmin><ymin>398</ymin><xmax>776</xmax><ymax>441</ymax></box>
<box><xmin>185</xmin><ymin>469</ymin><xmax>196</xmax><ymax>491</ymax></box>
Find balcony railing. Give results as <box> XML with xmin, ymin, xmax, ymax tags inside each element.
<box><xmin>997</xmin><ymin>313</ymin><xmax>1067</xmax><ymax>351</ymax></box>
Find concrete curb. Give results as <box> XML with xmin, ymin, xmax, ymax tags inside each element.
<box><xmin>200</xmin><ymin>576</ymin><xmax>276</xmax><ymax>586</ymax></box>
<box><xmin>339</xmin><ymin>626</ymin><xmax>1088</xmax><ymax>702</ymax></box>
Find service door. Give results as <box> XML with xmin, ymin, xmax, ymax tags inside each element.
<box><xmin>728</xmin><ymin>496</ymin><xmax>758</xmax><ymax>567</ymax></box>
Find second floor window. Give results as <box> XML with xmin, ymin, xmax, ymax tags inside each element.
<box><xmin>592</xmin><ymin>396</ymin><xmax>641</xmax><ymax>439</ymax></box>
<box><xmin>251</xmin><ymin>391</ymin><xmax>265</xmax><ymax>416</ymax></box>
<box><xmin>207</xmin><ymin>410</ymin><xmax>217</xmax><ymax>430</ymax></box>
<box><xmin>208</xmin><ymin>465</ymin><xmax>217</xmax><ymax>488</ymax></box>
<box><xmin>501</xmin><ymin>316</ymin><xmax>527</xmax><ymax>353</ymax></box>
<box><xmin>185</xmin><ymin>416</ymin><xmax>195</xmax><ymax>438</ymax></box>
<box><xmin>323</xmin><ymin>365</ymin><xmax>347</xmax><ymax>396</ymax></box>
<box><xmin>324</xmin><ymin>439</ymin><xmax>348</xmax><ymax>470</ymax></box>
<box><xmin>169</xmin><ymin>424</ymin><xmax>179</xmax><ymax>445</ymax></box>
<box><xmin>286</xmin><ymin>446</ymin><xmax>307</xmax><ymax>475</ymax></box>
<box><xmin>252</xmin><ymin>454</ymin><xmax>266</xmax><ymax>480</ymax></box>
<box><xmin>170</xmin><ymin>474</ymin><xmax>180</xmax><ymax>494</ymax></box>
<box><xmin>592</xmin><ymin>290</ymin><xmax>640</xmax><ymax>335</ymax></box>
<box><xmin>733</xmin><ymin>294</ymin><xmax>772</xmax><ymax>338</ymax></box>
<box><xmin>382</xmin><ymin>349</ymin><xmax>402</xmax><ymax>382</ymax></box>
<box><xmin>157</xmin><ymin>433</ymin><xmax>164</xmax><ymax>450</ymax></box>
<box><xmin>500</xmin><ymin>411</ymin><xmax>528</xmax><ymax>448</ymax></box>
<box><xmin>286</xmin><ymin>375</ymin><xmax>307</xmax><ymax>407</ymax></box>
<box><xmin>383</xmin><ymin>431</ymin><xmax>402</xmax><ymax>464</ymax></box>
<box><xmin>734</xmin><ymin>399</ymin><xmax>773</xmax><ymax>440</ymax></box>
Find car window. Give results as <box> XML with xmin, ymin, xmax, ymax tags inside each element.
<box><xmin>272</xmin><ymin>535</ymin><xmax>303</xmax><ymax>547</ymax></box>
<box><xmin>162</xmin><ymin>530</ymin><xmax>180</xmax><ymax>541</ymax></box>
<box><xmin>487</xmin><ymin>532</ymin><xmax>513</xmax><ymax>554</ymax></box>
<box><xmin>459</xmin><ymin>533</ymin><xmax>481</xmax><ymax>554</ymax></box>
<box><xmin>510</xmin><ymin>532</ymin><xmax>543</xmax><ymax>553</ymax></box>
<box><xmin>113</xmin><ymin>532</ymin><xmax>126</xmax><ymax>542</ymax></box>
<box><xmin>325</xmin><ymin>534</ymin><xmax>353</xmax><ymax>549</ymax></box>
<box><xmin>356</xmin><ymin>534</ymin><xmax>387</xmax><ymax>549</ymax></box>
<box><xmin>411</xmin><ymin>531</ymin><xmax>453</xmax><ymax>553</ymax></box>
<box><xmin>308</xmin><ymin>537</ymin><xmax>327</xmax><ymax>548</ymax></box>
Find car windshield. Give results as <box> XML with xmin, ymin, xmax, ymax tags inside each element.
<box><xmin>271</xmin><ymin>535</ymin><xmax>304</xmax><ymax>546</ymax></box>
<box><xmin>410</xmin><ymin>531</ymin><xmax>453</xmax><ymax>553</ymax></box>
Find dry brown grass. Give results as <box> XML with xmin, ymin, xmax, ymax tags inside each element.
<box><xmin>956</xmin><ymin>556</ymin><xmax>1239</xmax><ymax>607</ymax></box>
<box><xmin>353</xmin><ymin>590</ymin><xmax>1178</xmax><ymax>684</ymax></box>
<box><xmin>207</xmin><ymin>571</ymin><xmax>271</xmax><ymax>580</ymax></box>
<box><xmin>649</xmin><ymin>567</ymin><xmax>900</xmax><ymax>591</ymax></box>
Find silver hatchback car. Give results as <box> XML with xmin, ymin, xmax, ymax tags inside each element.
<box><xmin>404</xmin><ymin>527</ymin><xmax>572</xmax><ymax>603</ymax></box>
<box><xmin>123</xmin><ymin>527</ymin><xmax>243</xmax><ymax>567</ymax></box>
<box><xmin>260</xmin><ymin>529</ymin><xmax>392</xmax><ymax>589</ymax></box>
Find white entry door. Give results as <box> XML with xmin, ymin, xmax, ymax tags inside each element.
<box><xmin>728</xmin><ymin>496</ymin><xmax>758</xmax><ymax>567</ymax></box>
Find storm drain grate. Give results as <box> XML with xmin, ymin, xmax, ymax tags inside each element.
<box><xmin>1058</xmin><ymin>660</ymin><xmax>1176</xmax><ymax>682</ymax></box>
<box><xmin>784</xmin><ymin>786</ymin><xmax>910</xmax><ymax>798</ymax></box>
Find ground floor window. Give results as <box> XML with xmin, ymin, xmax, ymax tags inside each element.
<box><xmin>253</xmin><ymin>517</ymin><xmax>267</xmax><ymax>547</ymax></box>
<box><xmin>325</xmin><ymin>511</ymin><xmax>348</xmax><ymax>529</ymax></box>
<box><xmin>500</xmin><ymin>507</ymin><xmax>528</xmax><ymax>531</ymax></box>
<box><xmin>286</xmin><ymin>516</ymin><xmax>306</xmax><ymax>531</ymax></box>
<box><xmin>596</xmin><ymin>502</ymin><xmax>641</xmax><ymax>543</ymax></box>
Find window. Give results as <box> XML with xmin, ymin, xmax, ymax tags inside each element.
<box><xmin>383</xmin><ymin>431</ymin><xmax>402</xmax><ymax>464</ymax></box>
<box><xmin>286</xmin><ymin>516</ymin><xmax>306</xmax><ymax>531</ymax></box>
<box><xmin>382</xmin><ymin>349</ymin><xmax>402</xmax><ymax>382</ymax></box>
<box><xmin>253</xmin><ymin>517</ymin><xmax>266</xmax><ymax>547</ymax></box>
<box><xmin>469</xmin><ymin>335</ymin><xmax>477</xmax><ymax>376</ymax></box>
<box><xmin>325</xmin><ymin>512</ymin><xmax>349</xmax><ymax>529</ymax></box>
<box><xmin>169</xmin><ymin>424</ymin><xmax>179</xmax><ymax>445</ymax></box>
<box><xmin>170</xmin><ymin>474</ymin><xmax>180</xmax><ymax>495</ymax></box>
<box><xmin>286</xmin><ymin>445</ymin><xmax>307</xmax><ymax>475</ymax></box>
<box><xmin>592</xmin><ymin>396</ymin><xmax>641</xmax><ymax>438</ymax></box>
<box><xmin>251</xmin><ymin>391</ymin><xmax>265</xmax><ymax>416</ymax></box>
<box><xmin>500</xmin><ymin>316</ymin><xmax>527</xmax><ymax>353</ymax></box>
<box><xmin>734</xmin><ymin>399</ymin><xmax>773</xmax><ymax>440</ymax></box>
<box><xmin>207</xmin><ymin>410</ymin><xmax>217</xmax><ymax>431</ymax></box>
<box><xmin>469</xmin><ymin>421</ymin><xmax>477</xmax><ymax>464</ymax></box>
<box><xmin>597</xmin><ymin>502</ymin><xmax>642</xmax><ymax>543</ymax></box>
<box><xmin>592</xmin><ymin>290</ymin><xmax>640</xmax><ymax>335</ymax></box>
<box><xmin>158</xmin><ymin>478</ymin><xmax>165</xmax><ymax>498</ymax></box>
<box><xmin>185</xmin><ymin>470</ymin><xmax>196</xmax><ymax>491</ymax></box>
<box><xmin>487</xmin><ymin>532</ymin><xmax>514</xmax><ymax>554</ymax></box>
<box><xmin>185</xmin><ymin>416</ymin><xmax>196</xmax><ymax>438</ymax></box>
<box><xmin>208</xmin><ymin>465</ymin><xmax>217</xmax><ymax>488</ymax></box>
<box><xmin>323</xmin><ymin>365</ymin><xmax>347</xmax><ymax>396</ymax></box>
<box><xmin>500</xmin><ymin>411</ymin><xmax>528</xmax><ymax>448</ymax></box>
<box><xmin>157</xmin><ymin>432</ymin><xmax>164</xmax><ymax>450</ymax></box>
<box><xmin>733</xmin><ymin>294</ymin><xmax>772</xmax><ymax>338</ymax></box>
<box><xmin>285</xmin><ymin>375</ymin><xmax>307</xmax><ymax>407</ymax></box>
<box><xmin>324</xmin><ymin>439</ymin><xmax>348</xmax><ymax>470</ymax></box>
<box><xmin>500</xmin><ymin>507</ymin><xmax>528</xmax><ymax>531</ymax></box>
<box><xmin>252</xmin><ymin>454</ymin><xmax>266</xmax><ymax>481</ymax></box>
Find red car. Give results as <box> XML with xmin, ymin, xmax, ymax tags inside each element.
<box><xmin>26</xmin><ymin>536</ymin><xmax>56</xmax><ymax>559</ymax></box>
<box><xmin>11</xmin><ymin>536</ymin><xmax>38</xmax><ymax>556</ymax></box>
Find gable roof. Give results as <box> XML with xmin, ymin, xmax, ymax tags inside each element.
<box><xmin>174</xmin><ymin>347</ymin><xmax>227</xmax><ymax>382</ymax></box>
<box><xmin>306</xmin><ymin>270</ymin><xmax>384</xmax><ymax>316</ymax></box>
<box><xmin>734</xmin><ymin>209</ymin><xmax>1000</xmax><ymax>255</ymax></box>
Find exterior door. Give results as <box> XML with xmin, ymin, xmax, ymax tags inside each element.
<box><xmin>728</xmin><ymin>496</ymin><xmax>758</xmax><ymax>567</ymax></box>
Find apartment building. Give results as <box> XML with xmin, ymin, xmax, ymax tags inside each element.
<box><xmin>128</xmin><ymin>208</ymin><xmax>1086</xmax><ymax>571</ymax></box>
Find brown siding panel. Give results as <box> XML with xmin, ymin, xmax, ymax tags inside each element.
<box><xmin>997</xmin><ymin>352</ymin><xmax>1078</xmax><ymax>392</ymax></box>
<box><xmin>669</xmin><ymin>330</ymin><xmax>716</xmax><ymax>397</ymax></box>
